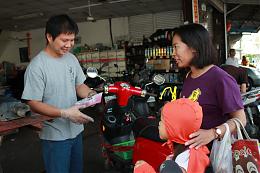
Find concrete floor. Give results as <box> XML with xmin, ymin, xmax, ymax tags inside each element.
<box><xmin>0</xmin><ymin>107</ymin><xmax>126</xmax><ymax>173</ymax></box>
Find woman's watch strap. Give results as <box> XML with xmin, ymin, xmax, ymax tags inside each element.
<box><xmin>213</xmin><ymin>127</ymin><xmax>222</xmax><ymax>140</ymax></box>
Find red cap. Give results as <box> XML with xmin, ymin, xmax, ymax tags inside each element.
<box><xmin>162</xmin><ymin>98</ymin><xmax>203</xmax><ymax>144</ymax></box>
<box><xmin>161</xmin><ymin>98</ymin><xmax>210</xmax><ymax>173</ymax></box>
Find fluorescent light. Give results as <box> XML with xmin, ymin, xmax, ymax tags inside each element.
<box><xmin>86</xmin><ymin>16</ymin><xmax>95</xmax><ymax>21</ymax></box>
<box><xmin>109</xmin><ymin>0</ymin><xmax>131</xmax><ymax>3</ymax></box>
<box><xmin>12</xmin><ymin>12</ymin><xmax>44</xmax><ymax>20</ymax></box>
<box><xmin>69</xmin><ymin>0</ymin><xmax>131</xmax><ymax>10</ymax></box>
<box><xmin>69</xmin><ymin>3</ymin><xmax>102</xmax><ymax>10</ymax></box>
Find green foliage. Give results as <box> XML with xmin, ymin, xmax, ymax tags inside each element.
<box><xmin>244</xmin><ymin>54</ymin><xmax>260</xmax><ymax>63</ymax></box>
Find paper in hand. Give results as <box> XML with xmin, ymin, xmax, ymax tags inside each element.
<box><xmin>75</xmin><ymin>93</ymin><xmax>103</xmax><ymax>108</ymax></box>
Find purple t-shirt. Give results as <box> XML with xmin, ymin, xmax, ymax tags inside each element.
<box><xmin>181</xmin><ymin>65</ymin><xmax>244</xmax><ymax>129</ymax></box>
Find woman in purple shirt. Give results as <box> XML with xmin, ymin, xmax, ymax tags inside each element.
<box><xmin>172</xmin><ymin>23</ymin><xmax>246</xmax><ymax>149</ymax></box>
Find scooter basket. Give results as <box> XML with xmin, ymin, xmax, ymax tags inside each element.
<box><xmin>102</xmin><ymin>140</ymin><xmax>135</xmax><ymax>160</ymax></box>
<box><xmin>111</xmin><ymin>140</ymin><xmax>135</xmax><ymax>160</ymax></box>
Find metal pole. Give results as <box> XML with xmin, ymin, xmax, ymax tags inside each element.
<box><xmin>224</xmin><ymin>3</ymin><xmax>228</xmax><ymax>60</ymax></box>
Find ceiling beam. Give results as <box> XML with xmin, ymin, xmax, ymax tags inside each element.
<box><xmin>237</xmin><ymin>7</ymin><xmax>260</xmax><ymax>28</ymax></box>
<box><xmin>257</xmin><ymin>25</ymin><xmax>260</xmax><ymax>32</ymax></box>
<box><xmin>224</xmin><ymin>0</ymin><xmax>260</xmax><ymax>5</ymax></box>
<box><xmin>231</xmin><ymin>19</ymin><xmax>260</xmax><ymax>22</ymax></box>
<box><xmin>226</xmin><ymin>4</ymin><xmax>242</xmax><ymax>15</ymax></box>
<box><xmin>230</xmin><ymin>7</ymin><xmax>260</xmax><ymax>21</ymax></box>
<box><xmin>207</xmin><ymin>0</ymin><xmax>224</xmax><ymax>13</ymax></box>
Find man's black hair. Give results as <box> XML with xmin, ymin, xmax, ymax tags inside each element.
<box><xmin>45</xmin><ymin>14</ymin><xmax>79</xmax><ymax>43</ymax></box>
<box><xmin>173</xmin><ymin>23</ymin><xmax>217</xmax><ymax>69</ymax></box>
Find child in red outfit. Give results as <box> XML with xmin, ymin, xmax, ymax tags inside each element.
<box><xmin>134</xmin><ymin>98</ymin><xmax>210</xmax><ymax>173</ymax></box>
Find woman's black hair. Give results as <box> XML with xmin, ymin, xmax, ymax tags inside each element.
<box><xmin>173</xmin><ymin>23</ymin><xmax>217</xmax><ymax>69</ymax></box>
<box><xmin>45</xmin><ymin>14</ymin><xmax>79</xmax><ymax>43</ymax></box>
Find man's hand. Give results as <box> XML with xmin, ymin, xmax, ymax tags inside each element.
<box><xmin>88</xmin><ymin>90</ymin><xmax>97</xmax><ymax>107</ymax></box>
<box><xmin>185</xmin><ymin>129</ymin><xmax>215</xmax><ymax>149</ymax></box>
<box><xmin>87</xmin><ymin>90</ymin><xmax>97</xmax><ymax>98</ymax></box>
<box><xmin>60</xmin><ymin>105</ymin><xmax>94</xmax><ymax>124</ymax></box>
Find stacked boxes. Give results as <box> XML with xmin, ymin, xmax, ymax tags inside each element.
<box><xmin>107</xmin><ymin>50</ymin><xmax>117</xmax><ymax>77</ymax></box>
<box><xmin>91</xmin><ymin>51</ymin><xmax>100</xmax><ymax>69</ymax></box>
<box><xmin>99</xmin><ymin>51</ymin><xmax>109</xmax><ymax>76</ymax></box>
<box><xmin>77</xmin><ymin>49</ymin><xmax>126</xmax><ymax>77</ymax></box>
<box><xmin>116</xmin><ymin>49</ymin><xmax>126</xmax><ymax>72</ymax></box>
<box><xmin>147</xmin><ymin>59</ymin><xmax>170</xmax><ymax>71</ymax></box>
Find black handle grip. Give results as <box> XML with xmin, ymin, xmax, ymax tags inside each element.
<box><xmin>146</xmin><ymin>92</ymin><xmax>157</xmax><ymax>97</ymax></box>
<box><xmin>94</xmin><ymin>87</ymin><xmax>104</xmax><ymax>92</ymax></box>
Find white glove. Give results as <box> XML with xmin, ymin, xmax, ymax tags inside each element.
<box><xmin>60</xmin><ymin>105</ymin><xmax>94</xmax><ymax>124</ymax></box>
<box><xmin>88</xmin><ymin>90</ymin><xmax>97</xmax><ymax>97</ymax></box>
<box><xmin>88</xmin><ymin>90</ymin><xmax>97</xmax><ymax>107</ymax></box>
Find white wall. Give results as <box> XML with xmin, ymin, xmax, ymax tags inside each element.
<box><xmin>0</xmin><ymin>31</ymin><xmax>11</xmax><ymax>58</ymax></box>
<box><xmin>129</xmin><ymin>11</ymin><xmax>183</xmax><ymax>41</ymax></box>
<box><xmin>0</xmin><ymin>17</ymin><xmax>129</xmax><ymax>65</ymax></box>
<box><xmin>78</xmin><ymin>17</ymin><xmax>128</xmax><ymax>47</ymax></box>
<box><xmin>0</xmin><ymin>29</ymin><xmax>45</xmax><ymax>65</ymax></box>
<box><xmin>0</xmin><ymin>31</ymin><xmax>25</xmax><ymax>64</ymax></box>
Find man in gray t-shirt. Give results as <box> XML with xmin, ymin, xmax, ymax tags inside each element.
<box><xmin>22</xmin><ymin>14</ymin><xmax>95</xmax><ymax>173</ymax></box>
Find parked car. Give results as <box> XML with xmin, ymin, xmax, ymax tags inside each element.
<box><xmin>240</xmin><ymin>65</ymin><xmax>260</xmax><ymax>91</ymax></box>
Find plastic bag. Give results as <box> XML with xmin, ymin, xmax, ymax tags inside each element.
<box><xmin>210</xmin><ymin>123</ymin><xmax>233</xmax><ymax>173</ymax></box>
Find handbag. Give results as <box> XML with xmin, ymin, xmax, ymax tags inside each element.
<box><xmin>232</xmin><ymin>118</ymin><xmax>260</xmax><ymax>173</ymax></box>
<box><xmin>210</xmin><ymin>123</ymin><xmax>233</xmax><ymax>173</ymax></box>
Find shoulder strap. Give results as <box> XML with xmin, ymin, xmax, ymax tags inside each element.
<box><xmin>232</xmin><ymin>118</ymin><xmax>251</xmax><ymax>139</ymax></box>
<box><xmin>185</xmin><ymin>71</ymin><xmax>191</xmax><ymax>79</ymax></box>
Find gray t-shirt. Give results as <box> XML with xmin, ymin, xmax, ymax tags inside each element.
<box><xmin>22</xmin><ymin>51</ymin><xmax>86</xmax><ymax>140</ymax></box>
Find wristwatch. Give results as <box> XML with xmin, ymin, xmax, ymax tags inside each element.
<box><xmin>213</xmin><ymin>127</ymin><xmax>222</xmax><ymax>140</ymax></box>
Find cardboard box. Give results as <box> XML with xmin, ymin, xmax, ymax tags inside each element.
<box><xmin>119</xmin><ymin>66</ymin><xmax>126</xmax><ymax>72</ymax></box>
<box><xmin>146</xmin><ymin>59</ymin><xmax>154</xmax><ymax>65</ymax></box>
<box><xmin>102</xmin><ymin>66</ymin><xmax>109</xmax><ymax>73</ymax></box>
<box><xmin>92</xmin><ymin>63</ymin><xmax>100</xmax><ymax>69</ymax></box>
<box><xmin>116</xmin><ymin>61</ymin><xmax>126</xmax><ymax>67</ymax></box>
<box><xmin>153</xmin><ymin>59</ymin><xmax>170</xmax><ymax>71</ymax></box>
<box><xmin>86</xmin><ymin>53</ymin><xmax>92</xmax><ymax>60</ymax></box>
<box><xmin>116</xmin><ymin>49</ymin><xmax>125</xmax><ymax>59</ymax></box>
<box><xmin>99</xmin><ymin>51</ymin><xmax>108</xmax><ymax>59</ymax></box>
<box><xmin>109</xmin><ymin>62</ymin><xmax>116</xmax><ymax>67</ymax></box>
<box><xmin>109</xmin><ymin>73</ymin><xmax>118</xmax><ymax>77</ymax></box>
<box><xmin>107</xmin><ymin>51</ymin><xmax>117</xmax><ymax>59</ymax></box>
<box><xmin>83</xmin><ymin>63</ymin><xmax>92</xmax><ymax>69</ymax></box>
<box><xmin>91</xmin><ymin>52</ymin><xmax>100</xmax><ymax>60</ymax></box>
<box><xmin>77</xmin><ymin>54</ymin><xmax>83</xmax><ymax>61</ymax></box>
<box><xmin>108</xmin><ymin>66</ymin><xmax>118</xmax><ymax>73</ymax></box>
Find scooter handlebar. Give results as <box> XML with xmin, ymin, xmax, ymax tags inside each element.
<box><xmin>103</xmin><ymin>82</ymin><xmax>147</xmax><ymax>106</ymax></box>
<box><xmin>94</xmin><ymin>87</ymin><xmax>104</xmax><ymax>92</ymax></box>
<box><xmin>145</xmin><ymin>92</ymin><xmax>157</xmax><ymax>97</ymax></box>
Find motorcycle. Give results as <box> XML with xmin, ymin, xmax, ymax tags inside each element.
<box><xmin>84</xmin><ymin>62</ymin><xmax>112</xmax><ymax>89</ymax></box>
<box><xmin>241</xmin><ymin>88</ymin><xmax>260</xmax><ymax>139</ymax></box>
<box><xmin>86</xmin><ymin>67</ymin><xmax>165</xmax><ymax>172</ymax></box>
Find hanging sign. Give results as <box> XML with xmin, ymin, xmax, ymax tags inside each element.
<box><xmin>192</xmin><ymin>0</ymin><xmax>199</xmax><ymax>23</ymax></box>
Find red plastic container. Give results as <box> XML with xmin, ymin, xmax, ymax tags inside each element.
<box><xmin>132</xmin><ymin>137</ymin><xmax>171</xmax><ymax>172</ymax></box>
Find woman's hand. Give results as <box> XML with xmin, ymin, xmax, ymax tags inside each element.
<box><xmin>185</xmin><ymin>129</ymin><xmax>215</xmax><ymax>149</ymax></box>
<box><xmin>134</xmin><ymin>160</ymin><xmax>156</xmax><ymax>173</ymax></box>
<box><xmin>134</xmin><ymin>160</ymin><xmax>146</xmax><ymax>169</ymax></box>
